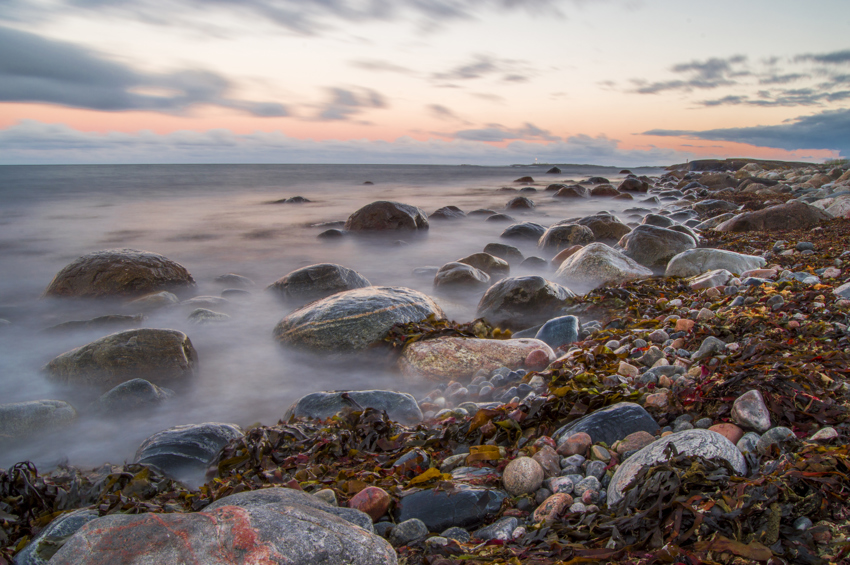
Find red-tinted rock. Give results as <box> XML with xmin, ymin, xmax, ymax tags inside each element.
<box><xmin>556</xmin><ymin>432</ymin><xmax>591</xmax><ymax>456</ymax></box>
<box><xmin>531</xmin><ymin>446</ymin><xmax>560</xmax><ymax>478</ymax></box>
<box><xmin>349</xmin><ymin>487</ymin><xmax>391</xmax><ymax>522</ymax></box>
<box><xmin>551</xmin><ymin>245</ymin><xmax>583</xmax><ymax>267</ymax></box>
<box><xmin>615</xmin><ymin>431</ymin><xmax>655</xmax><ymax>454</ymax></box>
<box><xmin>532</xmin><ymin>493</ymin><xmax>573</xmax><ymax>524</ymax></box>
<box><xmin>709</xmin><ymin>423</ymin><xmax>744</xmax><ymax>444</ymax></box>
<box><xmin>525</xmin><ymin>349</ymin><xmax>551</xmax><ymax>371</ymax></box>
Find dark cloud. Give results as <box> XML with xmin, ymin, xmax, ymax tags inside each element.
<box><xmin>643</xmin><ymin>108</ymin><xmax>850</xmax><ymax>156</ymax></box>
<box><xmin>0</xmin><ymin>26</ymin><xmax>287</xmax><ymax>116</ymax></box>
<box><xmin>432</xmin><ymin>54</ymin><xmax>534</xmax><ymax>83</ymax></box>
<box><xmin>4</xmin><ymin>0</ymin><xmax>573</xmax><ymax>35</ymax></box>
<box><xmin>453</xmin><ymin>122</ymin><xmax>559</xmax><ymax>142</ymax></box>
<box><xmin>758</xmin><ymin>72</ymin><xmax>808</xmax><ymax>85</ymax></box>
<box><xmin>314</xmin><ymin>86</ymin><xmax>387</xmax><ymax>121</ymax></box>
<box><xmin>795</xmin><ymin>49</ymin><xmax>850</xmax><ymax>65</ymax></box>
<box><xmin>632</xmin><ymin>55</ymin><xmax>748</xmax><ymax>94</ymax></box>
<box><xmin>699</xmin><ymin>88</ymin><xmax>850</xmax><ymax>107</ymax></box>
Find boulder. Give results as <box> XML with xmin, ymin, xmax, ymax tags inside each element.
<box><xmin>640</xmin><ymin>213</ymin><xmax>674</xmax><ymax>228</ymax></box>
<box><xmin>698</xmin><ymin>172</ymin><xmax>737</xmax><ymax>189</ymax></box>
<box><xmin>483</xmin><ymin>243</ymin><xmax>524</xmax><ymax>265</ymax></box>
<box><xmin>51</xmin><ymin>488</ymin><xmax>395</xmax><ymax>565</ymax></box>
<box><xmin>537</xmin><ymin>224</ymin><xmax>595</xmax><ymax>252</ymax></box>
<box><xmin>44</xmin><ymin>249</ymin><xmax>195</xmax><ymax>298</ymax></box>
<box><xmin>395</xmin><ymin>487</ymin><xmax>506</xmax><ymax>532</ymax></box>
<box><xmin>589</xmin><ymin>184</ymin><xmax>619</xmax><ymax>197</ymax></box>
<box><xmin>126</xmin><ymin>291</ymin><xmax>179</xmax><ymax>311</ymax></box>
<box><xmin>285</xmin><ymin>390</ymin><xmax>423</xmax><ymax>425</ymax></box>
<box><xmin>14</xmin><ymin>508</ymin><xmax>99</xmax><ymax>565</ymax></box>
<box><xmin>618</xmin><ymin>225</ymin><xmax>696</xmax><ymax>269</ymax></box>
<box><xmin>665</xmin><ymin>248</ymin><xmax>766</xmax><ymax>278</ymax></box>
<box><xmin>608</xmin><ymin>429</ymin><xmax>747</xmax><ymax>506</ymax></box>
<box><xmin>134</xmin><ymin>422</ymin><xmax>243</xmax><ymax>482</ymax></box>
<box><xmin>476</xmin><ymin>276</ymin><xmax>576</xmax><ymax>330</ymax></box>
<box><xmin>456</xmin><ymin>252</ymin><xmax>510</xmax><ymax>278</ymax></box>
<box><xmin>400</xmin><ymin>337</ymin><xmax>554</xmax><ymax>383</ymax></box>
<box><xmin>554</xmin><ymin>243</ymin><xmax>653</xmax><ymax>292</ymax></box>
<box><xmin>587</xmin><ymin>176</ymin><xmax>610</xmax><ymax>184</ymax></box>
<box><xmin>617</xmin><ymin>178</ymin><xmax>648</xmax><ymax>192</ymax></box>
<box><xmin>485</xmin><ymin>213</ymin><xmax>516</xmax><ymax>222</ymax></box>
<box><xmin>715</xmin><ymin>201</ymin><xmax>832</xmax><ymax>232</ymax></box>
<box><xmin>88</xmin><ymin>378</ymin><xmax>175</xmax><ymax>417</ymax></box>
<box><xmin>434</xmin><ymin>262</ymin><xmax>490</xmax><ymax>289</ymax></box>
<box><xmin>429</xmin><ymin>206</ymin><xmax>466</xmax><ymax>220</ymax></box>
<box><xmin>344</xmin><ymin>201</ymin><xmax>429</xmax><ymax>231</ymax></box>
<box><xmin>553</xmin><ymin>402</ymin><xmax>659</xmax><ymax>448</ymax></box>
<box><xmin>574</xmin><ymin>213</ymin><xmax>631</xmax><ymax>242</ymax></box>
<box><xmin>44</xmin><ymin>329</ymin><xmax>197</xmax><ymax>392</ymax></box>
<box><xmin>553</xmin><ymin>185</ymin><xmax>588</xmax><ymax>198</ymax></box>
<box><xmin>273</xmin><ymin>287</ymin><xmax>444</xmax><ymax>353</ymax></box>
<box><xmin>500</xmin><ymin>222</ymin><xmax>547</xmax><ymax>240</ymax></box>
<box><xmin>534</xmin><ymin>315</ymin><xmax>579</xmax><ymax>350</ymax></box>
<box><xmin>692</xmin><ymin>199</ymin><xmax>739</xmax><ymax>215</ymax></box>
<box><xmin>0</xmin><ymin>400</ymin><xmax>76</xmax><ymax>441</ymax></box>
<box><xmin>546</xmin><ymin>167</ymin><xmax>561</xmax><ymax>174</ymax></box>
<box><xmin>506</xmin><ymin>196</ymin><xmax>534</xmax><ymax>209</ymax></box>
<box><xmin>267</xmin><ymin>264</ymin><xmax>371</xmax><ymax>303</ymax></box>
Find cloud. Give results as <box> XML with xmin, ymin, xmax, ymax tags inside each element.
<box><xmin>758</xmin><ymin>72</ymin><xmax>808</xmax><ymax>85</ymax></box>
<box><xmin>312</xmin><ymin>87</ymin><xmax>388</xmax><ymax>121</ymax></box>
<box><xmin>0</xmin><ymin>26</ymin><xmax>287</xmax><ymax>116</ymax></box>
<box><xmin>3</xmin><ymin>0</ymin><xmax>576</xmax><ymax>36</ymax></box>
<box><xmin>698</xmin><ymin>88</ymin><xmax>850</xmax><ymax>107</ymax></box>
<box><xmin>631</xmin><ymin>55</ymin><xmax>748</xmax><ymax>94</ymax></box>
<box><xmin>643</xmin><ymin>108</ymin><xmax>850</xmax><ymax>156</ymax></box>
<box><xmin>452</xmin><ymin>122</ymin><xmax>560</xmax><ymax>142</ymax></box>
<box><xmin>432</xmin><ymin>54</ymin><xmax>535</xmax><ymax>83</ymax></box>
<box><xmin>795</xmin><ymin>49</ymin><xmax>850</xmax><ymax>65</ymax></box>
<box><xmin>348</xmin><ymin>59</ymin><xmax>416</xmax><ymax>75</ymax></box>
<box><xmin>427</xmin><ymin>104</ymin><xmax>469</xmax><ymax>123</ymax></box>
<box><xmin>0</xmin><ymin>119</ymin><xmax>684</xmax><ymax>166</ymax></box>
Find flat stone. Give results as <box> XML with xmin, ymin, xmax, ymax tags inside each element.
<box><xmin>731</xmin><ymin>390</ymin><xmax>772</xmax><ymax>432</ymax></box>
<box><xmin>400</xmin><ymin>337</ymin><xmax>553</xmax><ymax>383</ymax></box>
<box><xmin>474</xmin><ymin>517</ymin><xmax>518</xmax><ymax>541</ymax></box>
<box><xmin>274</xmin><ymin>286</ymin><xmax>444</xmax><ymax>353</ymax></box>
<box><xmin>52</xmin><ymin>489</ymin><xmax>395</xmax><ymax>565</ymax></box>
<box><xmin>688</xmin><ymin>269</ymin><xmax>732</xmax><ymax>290</ymax></box>
<box><xmin>44</xmin><ymin>248</ymin><xmax>195</xmax><ymax>298</ymax></box>
<box><xmin>665</xmin><ymin>248</ymin><xmax>766</xmax><ymax>278</ymax></box>
<box><xmin>608</xmin><ymin>429</ymin><xmax>747</xmax><ymax>506</ymax></box>
<box><xmin>44</xmin><ymin>329</ymin><xmax>198</xmax><ymax>392</ymax></box>
<box><xmin>554</xmin><ymin>402</ymin><xmax>659</xmax><ymax>448</ymax></box>
<box><xmin>286</xmin><ymin>390</ymin><xmax>423</xmax><ymax>425</ymax></box>
<box><xmin>810</xmin><ymin>427</ymin><xmax>838</xmax><ymax>442</ymax></box>
<box><xmin>395</xmin><ymin>487</ymin><xmax>506</xmax><ymax>532</ymax></box>
<box><xmin>187</xmin><ymin>308</ymin><xmax>230</xmax><ymax>324</ymax></box>
<box><xmin>502</xmin><ymin>457</ymin><xmax>544</xmax><ymax>495</ymax></box>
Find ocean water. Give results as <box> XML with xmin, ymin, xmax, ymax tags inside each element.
<box><xmin>0</xmin><ymin>163</ymin><xmax>665</xmax><ymax>470</ymax></box>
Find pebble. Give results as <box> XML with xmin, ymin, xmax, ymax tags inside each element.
<box><xmin>569</xmin><ymin>502</ymin><xmax>588</xmax><ymax>513</ymax></box>
<box><xmin>573</xmin><ymin>476</ymin><xmax>601</xmax><ymax>498</ymax></box>
<box><xmin>585</xmin><ymin>460</ymin><xmax>607</xmax><ymax>479</ymax></box>
<box><xmin>532</xmin><ymin>446</ymin><xmax>561</xmax><ymax>478</ymax></box>
<box><xmin>532</xmin><ymin>493</ymin><xmax>573</xmax><ymax>524</ymax></box>
<box><xmin>793</xmin><ymin>517</ymin><xmax>813</xmax><ymax>531</ymax></box>
<box><xmin>731</xmin><ymin>390</ymin><xmax>772</xmax><ymax>432</ymax></box>
<box><xmin>709</xmin><ymin>423</ymin><xmax>744</xmax><ymax>444</ymax></box>
<box><xmin>692</xmin><ymin>336</ymin><xmax>726</xmax><ymax>361</ymax></box>
<box><xmin>502</xmin><ymin>457</ymin><xmax>544</xmax><ymax>496</ymax></box>
<box><xmin>590</xmin><ymin>445</ymin><xmax>611</xmax><ymax>462</ymax></box>
<box><xmin>548</xmin><ymin>476</ymin><xmax>575</xmax><ymax>494</ymax></box>
<box><xmin>757</xmin><ymin>426</ymin><xmax>796</xmax><ymax>455</ymax></box>
<box><xmin>617</xmin><ymin>361</ymin><xmax>639</xmax><ymax>378</ymax></box>
<box><xmin>675</xmin><ymin>318</ymin><xmax>695</xmax><ymax>332</ymax></box>
<box><xmin>389</xmin><ymin>518</ymin><xmax>429</xmax><ymax>546</ymax></box>
<box><xmin>736</xmin><ymin>432</ymin><xmax>761</xmax><ymax>454</ymax></box>
<box><xmin>557</xmin><ymin>432</ymin><xmax>591</xmax><ymax>456</ymax></box>
<box><xmin>644</xmin><ymin>392</ymin><xmax>669</xmax><ymax>410</ymax></box>
<box><xmin>810</xmin><ymin>427</ymin><xmax>838</xmax><ymax>441</ymax></box>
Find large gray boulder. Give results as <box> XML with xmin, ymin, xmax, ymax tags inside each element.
<box><xmin>715</xmin><ymin>201</ymin><xmax>832</xmax><ymax>232</ymax></box>
<box><xmin>50</xmin><ymin>488</ymin><xmax>396</xmax><ymax>565</ymax></box>
<box><xmin>476</xmin><ymin>276</ymin><xmax>576</xmax><ymax>330</ymax></box>
<box><xmin>273</xmin><ymin>287</ymin><xmax>444</xmax><ymax>352</ymax></box>
<box><xmin>608</xmin><ymin>429</ymin><xmax>747</xmax><ymax>506</ymax></box>
<box><xmin>44</xmin><ymin>249</ymin><xmax>195</xmax><ymax>298</ymax></box>
<box><xmin>88</xmin><ymin>378</ymin><xmax>175</xmax><ymax>417</ymax></box>
<box><xmin>665</xmin><ymin>248</ymin><xmax>766</xmax><ymax>278</ymax></box>
<box><xmin>537</xmin><ymin>224</ymin><xmax>595</xmax><ymax>252</ymax></box>
<box><xmin>434</xmin><ymin>262</ymin><xmax>491</xmax><ymax>289</ymax></box>
<box><xmin>44</xmin><ymin>329</ymin><xmax>198</xmax><ymax>392</ymax></box>
<box><xmin>554</xmin><ymin>243</ymin><xmax>653</xmax><ymax>292</ymax></box>
<box><xmin>134</xmin><ymin>422</ymin><xmax>243</xmax><ymax>483</ymax></box>
<box><xmin>285</xmin><ymin>390</ymin><xmax>423</xmax><ymax>425</ymax></box>
<box><xmin>573</xmin><ymin>212</ymin><xmax>631</xmax><ymax>242</ymax></box>
<box><xmin>344</xmin><ymin>201</ymin><xmax>429</xmax><ymax>231</ymax></box>
<box><xmin>267</xmin><ymin>264</ymin><xmax>370</xmax><ymax>304</ymax></box>
<box><xmin>0</xmin><ymin>400</ymin><xmax>76</xmax><ymax>442</ymax></box>
<box><xmin>618</xmin><ymin>225</ymin><xmax>697</xmax><ymax>269</ymax></box>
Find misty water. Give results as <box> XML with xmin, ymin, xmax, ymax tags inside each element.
<box><xmin>0</xmin><ymin>163</ymin><xmax>665</xmax><ymax>471</ymax></box>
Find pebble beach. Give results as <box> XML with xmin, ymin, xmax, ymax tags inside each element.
<box><xmin>2</xmin><ymin>158</ymin><xmax>850</xmax><ymax>565</ymax></box>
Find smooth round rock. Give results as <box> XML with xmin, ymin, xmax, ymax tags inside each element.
<box><xmin>476</xmin><ymin>276</ymin><xmax>576</xmax><ymax>330</ymax></box>
<box><xmin>434</xmin><ymin>262</ymin><xmax>490</xmax><ymax>289</ymax></box>
<box><xmin>0</xmin><ymin>399</ymin><xmax>77</xmax><ymax>441</ymax></box>
<box><xmin>88</xmin><ymin>378</ymin><xmax>175</xmax><ymax>416</ymax></box>
<box><xmin>618</xmin><ymin>225</ymin><xmax>696</xmax><ymax>269</ymax></box>
<box><xmin>500</xmin><ymin>222</ymin><xmax>547</xmax><ymax>240</ymax></box>
<box><xmin>267</xmin><ymin>263</ymin><xmax>371</xmax><ymax>303</ymax></box>
<box><xmin>285</xmin><ymin>390</ymin><xmax>423</xmax><ymax>425</ymax></box>
<box><xmin>349</xmin><ymin>487</ymin><xmax>392</xmax><ymax>522</ymax></box>
<box><xmin>395</xmin><ymin>487</ymin><xmax>506</xmax><ymax>532</ymax></box>
<box><xmin>538</xmin><ymin>224</ymin><xmax>595</xmax><ymax>252</ymax></box>
<box><xmin>554</xmin><ymin>242</ymin><xmax>653</xmax><ymax>292</ymax></box>
<box><xmin>665</xmin><ymin>248</ymin><xmax>766</xmax><ymax>278</ymax></box>
<box><xmin>608</xmin><ymin>429</ymin><xmax>747</xmax><ymax>506</ymax></box>
<box><xmin>134</xmin><ymin>422</ymin><xmax>244</xmax><ymax>482</ymax></box>
<box><xmin>44</xmin><ymin>329</ymin><xmax>198</xmax><ymax>392</ymax></box>
<box><xmin>502</xmin><ymin>457</ymin><xmax>544</xmax><ymax>496</ymax></box>
<box><xmin>44</xmin><ymin>248</ymin><xmax>195</xmax><ymax>298</ymax></box>
<box><xmin>534</xmin><ymin>315</ymin><xmax>579</xmax><ymax>350</ymax></box>
<box><xmin>344</xmin><ymin>201</ymin><xmax>429</xmax><ymax>231</ymax></box>
<box><xmin>456</xmin><ymin>252</ymin><xmax>510</xmax><ymax>277</ymax></box>
<box><xmin>274</xmin><ymin>286</ymin><xmax>444</xmax><ymax>353</ymax></box>
<box><xmin>554</xmin><ymin>402</ymin><xmax>659</xmax><ymax>448</ymax></box>
<box><xmin>573</xmin><ymin>212</ymin><xmax>631</xmax><ymax>242</ymax></box>
<box><xmin>731</xmin><ymin>390</ymin><xmax>772</xmax><ymax>432</ymax></box>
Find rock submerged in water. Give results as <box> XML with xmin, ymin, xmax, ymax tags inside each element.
<box><xmin>286</xmin><ymin>390</ymin><xmax>423</xmax><ymax>425</ymax></box>
<box><xmin>267</xmin><ymin>263</ymin><xmax>371</xmax><ymax>304</ymax></box>
<box><xmin>476</xmin><ymin>276</ymin><xmax>576</xmax><ymax>330</ymax></box>
<box><xmin>399</xmin><ymin>336</ymin><xmax>554</xmax><ymax>382</ymax></box>
<box><xmin>0</xmin><ymin>399</ymin><xmax>77</xmax><ymax>441</ymax></box>
<box><xmin>44</xmin><ymin>329</ymin><xmax>198</xmax><ymax>392</ymax></box>
<box><xmin>434</xmin><ymin>262</ymin><xmax>491</xmax><ymax>289</ymax></box>
<box><xmin>273</xmin><ymin>286</ymin><xmax>445</xmax><ymax>353</ymax></box>
<box><xmin>344</xmin><ymin>201</ymin><xmax>429</xmax><ymax>231</ymax></box>
<box><xmin>50</xmin><ymin>487</ymin><xmax>395</xmax><ymax>565</ymax></box>
<box><xmin>44</xmin><ymin>248</ymin><xmax>195</xmax><ymax>298</ymax></box>
<box><xmin>88</xmin><ymin>378</ymin><xmax>175</xmax><ymax>417</ymax></box>
<box><xmin>134</xmin><ymin>422</ymin><xmax>244</xmax><ymax>483</ymax></box>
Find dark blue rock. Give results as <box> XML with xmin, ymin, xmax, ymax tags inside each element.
<box><xmin>534</xmin><ymin>315</ymin><xmax>579</xmax><ymax>350</ymax></box>
<box><xmin>395</xmin><ymin>487</ymin><xmax>507</xmax><ymax>532</ymax></box>
<box><xmin>553</xmin><ymin>402</ymin><xmax>659</xmax><ymax>447</ymax></box>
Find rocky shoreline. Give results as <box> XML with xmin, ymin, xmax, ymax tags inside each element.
<box><xmin>2</xmin><ymin>160</ymin><xmax>850</xmax><ymax>564</ymax></box>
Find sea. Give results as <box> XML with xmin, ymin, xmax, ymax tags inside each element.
<box><xmin>0</xmin><ymin>163</ymin><xmax>666</xmax><ymax>471</ymax></box>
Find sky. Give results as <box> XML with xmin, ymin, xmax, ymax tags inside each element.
<box><xmin>0</xmin><ymin>0</ymin><xmax>848</xmax><ymax>166</ymax></box>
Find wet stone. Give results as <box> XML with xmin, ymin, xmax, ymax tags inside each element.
<box><xmin>736</xmin><ymin>432</ymin><xmax>761</xmax><ymax>454</ymax></box>
<box><xmin>532</xmin><ymin>493</ymin><xmax>573</xmax><ymax>524</ymax></box>
<box><xmin>731</xmin><ymin>389</ymin><xmax>772</xmax><ymax>432</ymax></box>
<box><xmin>395</xmin><ymin>487</ymin><xmax>507</xmax><ymax>532</ymax></box>
<box><xmin>389</xmin><ymin>518</ymin><xmax>429</xmax><ymax>546</ymax></box>
<box><xmin>554</xmin><ymin>403</ymin><xmax>659</xmax><ymax>448</ymax></box>
<box><xmin>503</xmin><ymin>457</ymin><xmax>544</xmax><ymax>495</ymax></box>
<box><xmin>757</xmin><ymin>426</ymin><xmax>796</xmax><ymax>455</ymax></box>
<box><xmin>474</xmin><ymin>516</ymin><xmax>518</xmax><ymax>541</ymax></box>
